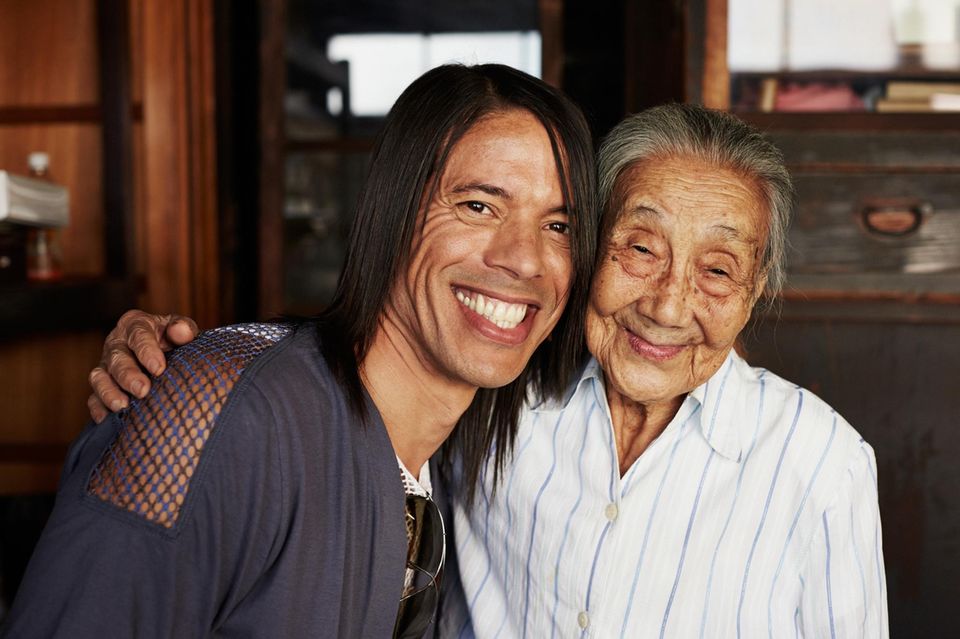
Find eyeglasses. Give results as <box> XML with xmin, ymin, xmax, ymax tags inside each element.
<box><xmin>393</xmin><ymin>494</ymin><xmax>446</xmax><ymax>639</ymax></box>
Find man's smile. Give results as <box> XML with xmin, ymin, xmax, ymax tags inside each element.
<box><xmin>453</xmin><ymin>286</ymin><xmax>534</xmax><ymax>330</ymax></box>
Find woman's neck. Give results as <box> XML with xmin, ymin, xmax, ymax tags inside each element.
<box><xmin>606</xmin><ymin>384</ymin><xmax>685</xmax><ymax>477</ymax></box>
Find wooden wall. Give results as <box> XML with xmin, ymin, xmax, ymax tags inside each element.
<box><xmin>0</xmin><ymin>0</ymin><xmax>219</xmax><ymax>495</ymax></box>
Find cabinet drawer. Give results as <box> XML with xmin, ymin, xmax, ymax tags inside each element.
<box><xmin>770</xmin><ymin>132</ymin><xmax>960</xmax><ymax>169</ymax></box>
<box><xmin>788</xmin><ymin>173</ymin><xmax>960</xmax><ymax>274</ymax></box>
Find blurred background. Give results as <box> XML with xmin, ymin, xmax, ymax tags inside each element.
<box><xmin>0</xmin><ymin>0</ymin><xmax>958</xmax><ymax>634</ymax></box>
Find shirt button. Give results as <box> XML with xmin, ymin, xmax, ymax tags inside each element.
<box><xmin>605</xmin><ymin>502</ymin><xmax>619</xmax><ymax>521</ymax></box>
<box><xmin>578</xmin><ymin>611</ymin><xmax>590</xmax><ymax>629</ymax></box>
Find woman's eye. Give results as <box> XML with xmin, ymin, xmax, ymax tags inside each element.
<box><xmin>633</xmin><ymin>245</ymin><xmax>651</xmax><ymax>254</ymax></box>
<box><xmin>547</xmin><ymin>221</ymin><xmax>570</xmax><ymax>235</ymax></box>
<box><xmin>708</xmin><ymin>267</ymin><xmax>729</xmax><ymax>277</ymax></box>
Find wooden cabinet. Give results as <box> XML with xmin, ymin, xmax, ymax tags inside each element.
<box><xmin>0</xmin><ymin>0</ymin><xmax>220</xmax><ymax>495</ymax></box>
<box><xmin>672</xmin><ymin>2</ymin><xmax>960</xmax><ymax>318</ymax></box>
<box><xmin>683</xmin><ymin>1</ymin><xmax>960</xmax><ymax>635</ymax></box>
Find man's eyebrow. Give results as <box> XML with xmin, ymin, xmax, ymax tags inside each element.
<box><xmin>451</xmin><ymin>182</ymin><xmax>511</xmax><ymax>199</ymax></box>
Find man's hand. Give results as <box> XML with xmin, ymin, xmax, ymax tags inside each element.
<box><xmin>87</xmin><ymin>310</ymin><xmax>200</xmax><ymax>423</ymax></box>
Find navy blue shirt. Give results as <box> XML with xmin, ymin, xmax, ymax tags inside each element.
<box><xmin>4</xmin><ymin>323</ymin><xmax>429</xmax><ymax>638</ymax></box>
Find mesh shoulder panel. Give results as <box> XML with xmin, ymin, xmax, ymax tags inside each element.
<box><xmin>86</xmin><ymin>322</ymin><xmax>294</xmax><ymax>528</ymax></box>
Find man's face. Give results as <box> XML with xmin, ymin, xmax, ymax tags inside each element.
<box><xmin>586</xmin><ymin>154</ymin><xmax>768</xmax><ymax>407</ymax></box>
<box><xmin>387</xmin><ymin>108</ymin><xmax>573</xmax><ymax>389</ymax></box>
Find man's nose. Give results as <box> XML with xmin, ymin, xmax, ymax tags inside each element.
<box><xmin>483</xmin><ymin>219</ymin><xmax>544</xmax><ymax>280</ymax></box>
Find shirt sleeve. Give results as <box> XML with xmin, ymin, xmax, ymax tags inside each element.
<box><xmin>798</xmin><ymin>441</ymin><xmax>889</xmax><ymax>638</ymax></box>
<box><xmin>2</xmin><ymin>349</ymin><xmax>284</xmax><ymax>638</ymax></box>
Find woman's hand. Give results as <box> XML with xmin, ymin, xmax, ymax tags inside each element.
<box><xmin>87</xmin><ymin>310</ymin><xmax>199</xmax><ymax>422</ymax></box>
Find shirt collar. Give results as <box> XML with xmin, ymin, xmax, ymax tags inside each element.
<box><xmin>532</xmin><ymin>351</ymin><xmax>745</xmax><ymax>462</ymax></box>
<box><xmin>529</xmin><ymin>356</ymin><xmax>603</xmax><ymax>413</ymax></box>
<box><xmin>687</xmin><ymin>351</ymin><xmax>744</xmax><ymax>462</ymax></box>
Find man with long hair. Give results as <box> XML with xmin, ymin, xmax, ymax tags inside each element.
<box><xmin>4</xmin><ymin>64</ymin><xmax>596</xmax><ymax>638</ymax></box>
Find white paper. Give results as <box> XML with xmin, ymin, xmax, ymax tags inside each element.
<box><xmin>728</xmin><ymin>0</ymin><xmax>787</xmax><ymax>71</ymax></box>
<box><xmin>788</xmin><ymin>0</ymin><xmax>898</xmax><ymax>70</ymax></box>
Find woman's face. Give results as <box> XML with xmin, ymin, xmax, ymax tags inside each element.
<box><xmin>586</xmin><ymin>154</ymin><xmax>768</xmax><ymax>408</ymax></box>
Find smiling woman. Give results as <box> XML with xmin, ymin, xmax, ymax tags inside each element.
<box><xmin>588</xmin><ymin>155</ymin><xmax>769</xmax><ymax>433</ymax></box>
<box><xmin>452</xmin><ymin>104</ymin><xmax>888</xmax><ymax>638</ymax></box>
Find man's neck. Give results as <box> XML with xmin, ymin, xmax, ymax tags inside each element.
<box><xmin>360</xmin><ymin>324</ymin><xmax>477</xmax><ymax>476</ymax></box>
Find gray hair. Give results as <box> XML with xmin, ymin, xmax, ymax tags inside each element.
<box><xmin>596</xmin><ymin>103</ymin><xmax>793</xmax><ymax>300</ymax></box>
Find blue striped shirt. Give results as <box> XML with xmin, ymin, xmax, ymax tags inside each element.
<box><xmin>445</xmin><ymin>351</ymin><xmax>888</xmax><ymax>638</ymax></box>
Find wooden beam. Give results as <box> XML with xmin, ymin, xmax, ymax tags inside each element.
<box><xmin>98</xmin><ymin>0</ymin><xmax>135</xmax><ymax>279</ymax></box>
<box><xmin>701</xmin><ymin>0</ymin><xmax>729</xmax><ymax>108</ymax></box>
<box><xmin>0</xmin><ymin>104</ymin><xmax>142</xmax><ymax>125</ymax></box>
<box><xmin>258</xmin><ymin>0</ymin><xmax>287</xmax><ymax>319</ymax></box>
<box><xmin>539</xmin><ymin>0</ymin><xmax>564</xmax><ymax>89</ymax></box>
<box><xmin>139</xmin><ymin>0</ymin><xmax>220</xmax><ymax>327</ymax></box>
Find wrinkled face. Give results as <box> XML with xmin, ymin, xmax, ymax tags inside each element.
<box><xmin>387</xmin><ymin>108</ymin><xmax>574</xmax><ymax>389</ymax></box>
<box><xmin>586</xmin><ymin>155</ymin><xmax>768</xmax><ymax>407</ymax></box>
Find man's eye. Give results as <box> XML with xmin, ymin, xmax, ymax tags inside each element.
<box><xmin>547</xmin><ymin>221</ymin><xmax>570</xmax><ymax>235</ymax></box>
<box><xmin>463</xmin><ymin>201</ymin><xmax>489</xmax><ymax>214</ymax></box>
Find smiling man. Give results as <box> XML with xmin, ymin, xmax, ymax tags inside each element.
<box><xmin>3</xmin><ymin>64</ymin><xmax>596</xmax><ymax>639</ymax></box>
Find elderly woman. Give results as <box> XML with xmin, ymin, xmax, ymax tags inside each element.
<box><xmin>447</xmin><ymin>105</ymin><xmax>887</xmax><ymax>638</ymax></box>
<box><xmin>84</xmin><ymin>105</ymin><xmax>887</xmax><ymax>637</ymax></box>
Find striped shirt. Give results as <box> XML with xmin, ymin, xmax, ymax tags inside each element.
<box><xmin>446</xmin><ymin>351</ymin><xmax>888</xmax><ymax>638</ymax></box>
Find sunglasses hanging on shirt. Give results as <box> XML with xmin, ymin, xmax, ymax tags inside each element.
<box><xmin>393</xmin><ymin>493</ymin><xmax>446</xmax><ymax>639</ymax></box>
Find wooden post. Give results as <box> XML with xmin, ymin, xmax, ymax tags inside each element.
<box><xmin>139</xmin><ymin>0</ymin><xmax>220</xmax><ymax>326</ymax></box>
<box><xmin>257</xmin><ymin>0</ymin><xmax>287</xmax><ymax>320</ymax></box>
<box><xmin>701</xmin><ymin>0</ymin><xmax>729</xmax><ymax>109</ymax></box>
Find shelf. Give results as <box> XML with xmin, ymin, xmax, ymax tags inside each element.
<box><xmin>0</xmin><ymin>103</ymin><xmax>143</xmax><ymax>126</ymax></box>
<box><xmin>767</xmin><ymin>272</ymin><xmax>960</xmax><ymax>324</ymax></box>
<box><xmin>738</xmin><ymin>111</ymin><xmax>960</xmax><ymax>131</ymax></box>
<box><xmin>732</xmin><ymin>69</ymin><xmax>960</xmax><ymax>82</ymax></box>
<box><xmin>0</xmin><ymin>276</ymin><xmax>140</xmax><ymax>338</ymax></box>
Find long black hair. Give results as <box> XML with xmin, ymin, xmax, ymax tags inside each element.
<box><xmin>318</xmin><ymin>64</ymin><xmax>597</xmax><ymax>504</ymax></box>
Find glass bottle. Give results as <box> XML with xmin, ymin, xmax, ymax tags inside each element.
<box><xmin>25</xmin><ymin>152</ymin><xmax>64</xmax><ymax>281</ymax></box>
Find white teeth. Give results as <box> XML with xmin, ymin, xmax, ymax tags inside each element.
<box><xmin>454</xmin><ymin>288</ymin><xmax>528</xmax><ymax>330</ymax></box>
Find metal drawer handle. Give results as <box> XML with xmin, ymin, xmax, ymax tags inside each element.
<box><xmin>861</xmin><ymin>202</ymin><xmax>928</xmax><ymax>237</ymax></box>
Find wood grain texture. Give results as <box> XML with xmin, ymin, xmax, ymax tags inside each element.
<box><xmin>701</xmin><ymin>0</ymin><xmax>728</xmax><ymax>108</ymax></box>
<box><xmin>185</xmin><ymin>0</ymin><xmax>220</xmax><ymax>327</ymax></box>
<box><xmin>0</xmin><ymin>330</ymin><xmax>102</xmax><ymax>439</ymax></box>
<box><xmin>0</xmin><ymin>0</ymin><xmax>220</xmax><ymax>495</ymax></box>
<box><xmin>258</xmin><ymin>0</ymin><xmax>287</xmax><ymax>319</ymax></box>
<box><xmin>539</xmin><ymin>0</ymin><xmax>564</xmax><ymax>89</ymax></box>
<box><xmin>129</xmin><ymin>0</ymin><xmax>144</xmax><ymax>104</ymax></box>
<box><xmin>138</xmin><ymin>0</ymin><xmax>219</xmax><ymax>327</ymax></box>
<box><xmin>0</xmin><ymin>0</ymin><xmax>99</xmax><ymax>106</ymax></box>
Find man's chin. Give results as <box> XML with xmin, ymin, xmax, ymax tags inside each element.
<box><xmin>459</xmin><ymin>361</ymin><xmax>529</xmax><ymax>391</ymax></box>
